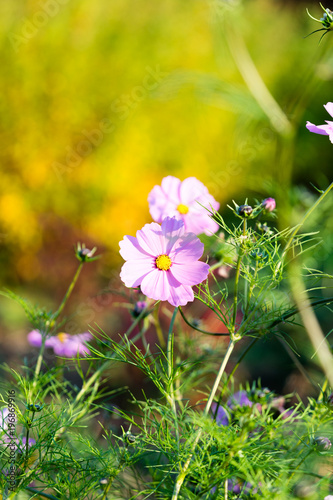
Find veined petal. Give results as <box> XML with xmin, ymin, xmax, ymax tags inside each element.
<box><xmin>324</xmin><ymin>102</ymin><xmax>333</xmax><ymax>118</ymax></box>
<box><xmin>148</xmin><ymin>185</ymin><xmax>168</xmax><ymax>222</ymax></box>
<box><xmin>306</xmin><ymin>121</ymin><xmax>330</xmax><ymax>135</ymax></box>
<box><xmin>184</xmin><ymin>212</ymin><xmax>220</xmax><ymax>236</ymax></box>
<box><xmin>170</xmin><ymin>260</ymin><xmax>209</xmax><ymax>286</ymax></box>
<box><xmin>136</xmin><ymin>222</ymin><xmax>165</xmax><ymax>256</ymax></box>
<box><xmin>161</xmin><ymin>176</ymin><xmax>181</xmax><ymax>205</ymax></box>
<box><xmin>119</xmin><ymin>235</ymin><xmax>151</xmax><ymax>260</ymax></box>
<box><xmin>170</xmin><ymin>232</ymin><xmax>204</xmax><ymax>262</ymax></box>
<box><xmin>120</xmin><ymin>259</ymin><xmax>154</xmax><ymax>288</ymax></box>
<box><xmin>180</xmin><ymin>177</ymin><xmax>207</xmax><ymax>204</ymax></box>
<box><xmin>141</xmin><ymin>269</ymin><xmax>170</xmax><ymax>302</ymax></box>
<box><xmin>161</xmin><ymin>216</ymin><xmax>185</xmax><ymax>254</ymax></box>
<box><xmin>166</xmin><ymin>273</ymin><xmax>194</xmax><ymax>306</ymax></box>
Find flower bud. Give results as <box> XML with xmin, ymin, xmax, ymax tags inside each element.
<box><xmin>314</xmin><ymin>436</ymin><xmax>331</xmax><ymax>451</ymax></box>
<box><xmin>131</xmin><ymin>301</ymin><xmax>147</xmax><ymax>318</ymax></box>
<box><xmin>75</xmin><ymin>242</ymin><xmax>99</xmax><ymax>262</ymax></box>
<box><xmin>124</xmin><ymin>431</ymin><xmax>136</xmax><ymax>445</ymax></box>
<box><xmin>237</xmin><ymin>205</ymin><xmax>253</xmax><ymax>217</ymax></box>
<box><xmin>26</xmin><ymin>403</ymin><xmax>44</xmax><ymax>412</ymax></box>
<box><xmin>262</xmin><ymin>197</ymin><xmax>276</xmax><ymax>212</ymax></box>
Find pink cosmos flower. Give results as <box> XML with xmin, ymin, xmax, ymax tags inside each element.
<box><xmin>27</xmin><ymin>330</ymin><xmax>92</xmax><ymax>357</ymax></box>
<box><xmin>119</xmin><ymin>217</ymin><xmax>210</xmax><ymax>307</ymax></box>
<box><xmin>148</xmin><ymin>176</ymin><xmax>220</xmax><ymax>235</ymax></box>
<box><xmin>306</xmin><ymin>102</ymin><xmax>333</xmax><ymax>143</ymax></box>
<box><xmin>262</xmin><ymin>197</ymin><xmax>276</xmax><ymax>212</ymax></box>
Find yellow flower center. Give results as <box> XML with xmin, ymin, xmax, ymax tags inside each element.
<box><xmin>177</xmin><ymin>203</ymin><xmax>189</xmax><ymax>214</ymax></box>
<box><xmin>155</xmin><ymin>254</ymin><xmax>172</xmax><ymax>271</ymax></box>
<box><xmin>57</xmin><ymin>333</ymin><xmax>68</xmax><ymax>343</ymax></box>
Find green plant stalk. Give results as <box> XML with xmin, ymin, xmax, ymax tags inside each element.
<box><xmin>232</xmin><ymin>219</ymin><xmax>247</xmax><ymax>333</ymax></box>
<box><xmin>23</xmin><ymin>410</ymin><xmax>35</xmax><ymax>470</ymax></box>
<box><xmin>32</xmin><ymin>333</ymin><xmax>48</xmax><ymax>392</ymax></box>
<box><xmin>166</xmin><ymin>308</ymin><xmax>180</xmax><ymax>441</ymax></box>
<box><xmin>153</xmin><ymin>303</ymin><xmax>166</xmax><ymax>347</ymax></box>
<box><xmin>24</xmin><ymin>487</ymin><xmax>59</xmax><ymax>500</ymax></box>
<box><xmin>290</xmin><ymin>267</ymin><xmax>333</xmax><ymax>387</ymax></box>
<box><xmin>277</xmin><ymin>182</ymin><xmax>333</xmax><ymax>275</ymax></box>
<box><xmin>244</xmin><ymin>259</ymin><xmax>258</xmax><ymax>319</ymax></box>
<box><xmin>171</xmin><ymin>339</ymin><xmax>236</xmax><ymax>500</ymax></box>
<box><xmin>318</xmin><ymin>378</ymin><xmax>328</xmax><ymax>402</ymax></box>
<box><xmin>52</xmin><ymin>261</ymin><xmax>84</xmax><ymax>321</ymax></box>
<box><xmin>287</xmin><ymin>447</ymin><xmax>314</xmax><ymax>485</ymax></box>
<box><xmin>224</xmin><ymin>22</ymin><xmax>292</xmax><ymax>136</ymax></box>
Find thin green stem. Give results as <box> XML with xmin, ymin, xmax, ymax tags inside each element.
<box><xmin>166</xmin><ymin>307</ymin><xmax>180</xmax><ymax>444</ymax></box>
<box><xmin>25</xmin><ymin>487</ymin><xmax>59</xmax><ymax>500</ymax></box>
<box><xmin>153</xmin><ymin>303</ymin><xmax>166</xmax><ymax>347</ymax></box>
<box><xmin>171</xmin><ymin>339</ymin><xmax>236</xmax><ymax>500</ymax></box>
<box><xmin>276</xmin><ymin>182</ymin><xmax>333</xmax><ymax>275</ymax></box>
<box><xmin>318</xmin><ymin>378</ymin><xmax>328</xmax><ymax>402</ymax></box>
<box><xmin>52</xmin><ymin>262</ymin><xmax>84</xmax><ymax>321</ymax></box>
<box><xmin>178</xmin><ymin>306</ymin><xmax>229</xmax><ymax>336</ymax></box>
<box><xmin>225</xmin><ymin>22</ymin><xmax>292</xmax><ymax>136</ymax></box>
<box><xmin>32</xmin><ymin>334</ymin><xmax>47</xmax><ymax>391</ymax></box>
<box><xmin>288</xmin><ymin>448</ymin><xmax>314</xmax><ymax>485</ymax></box>
<box><xmin>232</xmin><ymin>219</ymin><xmax>246</xmax><ymax>332</ymax></box>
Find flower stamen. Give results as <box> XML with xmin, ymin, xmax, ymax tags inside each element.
<box><xmin>177</xmin><ymin>204</ymin><xmax>189</xmax><ymax>214</ymax></box>
<box><xmin>57</xmin><ymin>333</ymin><xmax>68</xmax><ymax>343</ymax></box>
<box><xmin>155</xmin><ymin>254</ymin><xmax>172</xmax><ymax>271</ymax></box>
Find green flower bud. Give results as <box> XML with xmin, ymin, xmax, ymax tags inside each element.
<box><xmin>237</xmin><ymin>205</ymin><xmax>253</xmax><ymax>217</ymax></box>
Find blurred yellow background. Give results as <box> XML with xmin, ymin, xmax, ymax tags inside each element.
<box><xmin>0</xmin><ymin>0</ymin><xmax>332</xmax><ymax>288</ymax></box>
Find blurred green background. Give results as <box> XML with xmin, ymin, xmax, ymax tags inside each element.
<box><xmin>0</xmin><ymin>0</ymin><xmax>332</xmax><ymax>396</ymax></box>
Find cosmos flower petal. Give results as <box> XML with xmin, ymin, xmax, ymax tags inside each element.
<box><xmin>28</xmin><ymin>331</ymin><xmax>92</xmax><ymax>358</ymax></box>
<box><xmin>140</xmin><ymin>269</ymin><xmax>170</xmax><ymax>302</ymax></box>
<box><xmin>136</xmin><ymin>223</ymin><xmax>165</xmax><ymax>256</ymax></box>
<box><xmin>166</xmin><ymin>274</ymin><xmax>194</xmax><ymax>306</ymax></box>
<box><xmin>148</xmin><ymin>176</ymin><xmax>220</xmax><ymax>235</ymax></box>
<box><xmin>170</xmin><ymin>232</ymin><xmax>204</xmax><ymax>262</ymax></box>
<box><xmin>324</xmin><ymin>102</ymin><xmax>333</xmax><ymax>118</ymax></box>
<box><xmin>306</xmin><ymin>121</ymin><xmax>330</xmax><ymax>135</ymax></box>
<box><xmin>161</xmin><ymin>216</ymin><xmax>186</xmax><ymax>254</ymax></box>
<box><xmin>119</xmin><ymin>217</ymin><xmax>209</xmax><ymax>307</ymax></box>
<box><xmin>27</xmin><ymin>330</ymin><xmax>43</xmax><ymax>347</ymax></box>
<box><xmin>161</xmin><ymin>176</ymin><xmax>181</xmax><ymax>204</ymax></box>
<box><xmin>119</xmin><ymin>235</ymin><xmax>151</xmax><ymax>260</ymax></box>
<box><xmin>120</xmin><ymin>259</ymin><xmax>154</xmax><ymax>288</ymax></box>
<box><xmin>183</xmin><ymin>212</ymin><xmax>220</xmax><ymax>236</ymax></box>
<box><xmin>179</xmin><ymin>177</ymin><xmax>206</xmax><ymax>204</ymax></box>
<box><xmin>148</xmin><ymin>185</ymin><xmax>168</xmax><ymax>222</ymax></box>
<box><xmin>170</xmin><ymin>261</ymin><xmax>210</xmax><ymax>286</ymax></box>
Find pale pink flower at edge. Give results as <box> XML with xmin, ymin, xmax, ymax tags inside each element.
<box><xmin>148</xmin><ymin>176</ymin><xmax>220</xmax><ymax>235</ymax></box>
<box><xmin>27</xmin><ymin>330</ymin><xmax>92</xmax><ymax>357</ymax></box>
<box><xmin>119</xmin><ymin>217</ymin><xmax>210</xmax><ymax>307</ymax></box>
<box><xmin>306</xmin><ymin>102</ymin><xmax>333</xmax><ymax>143</ymax></box>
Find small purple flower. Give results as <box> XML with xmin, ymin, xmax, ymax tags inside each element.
<box><xmin>314</xmin><ymin>436</ymin><xmax>332</xmax><ymax>451</ymax></box>
<box><xmin>262</xmin><ymin>197</ymin><xmax>276</xmax><ymax>212</ymax></box>
<box><xmin>132</xmin><ymin>301</ymin><xmax>147</xmax><ymax>318</ymax></box>
<box><xmin>227</xmin><ymin>390</ymin><xmax>253</xmax><ymax>410</ymax></box>
<box><xmin>28</xmin><ymin>330</ymin><xmax>92</xmax><ymax>357</ymax></box>
<box><xmin>306</xmin><ymin>102</ymin><xmax>333</xmax><ymax>143</ymax></box>
<box><xmin>119</xmin><ymin>217</ymin><xmax>210</xmax><ymax>307</ymax></box>
<box><xmin>148</xmin><ymin>176</ymin><xmax>220</xmax><ymax>235</ymax></box>
<box><xmin>211</xmin><ymin>403</ymin><xmax>230</xmax><ymax>426</ymax></box>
